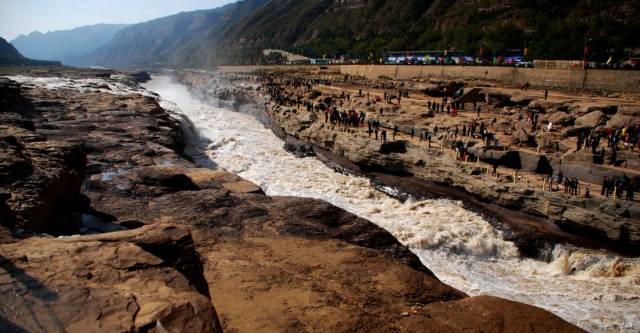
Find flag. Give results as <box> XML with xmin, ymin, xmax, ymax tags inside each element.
<box><xmin>583</xmin><ymin>46</ymin><xmax>589</xmax><ymax>55</ymax></box>
<box><xmin>606</xmin><ymin>56</ymin><xmax>613</xmax><ymax>65</ymax></box>
<box><xmin>524</xmin><ymin>48</ymin><xmax>528</xmax><ymax>57</ymax></box>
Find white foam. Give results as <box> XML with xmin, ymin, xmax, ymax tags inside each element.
<box><xmin>7</xmin><ymin>75</ymin><xmax>155</xmax><ymax>97</ymax></box>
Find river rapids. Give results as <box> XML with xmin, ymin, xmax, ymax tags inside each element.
<box><xmin>12</xmin><ymin>73</ymin><xmax>634</xmax><ymax>333</ymax></box>
<box><xmin>142</xmin><ymin>74</ymin><xmax>640</xmax><ymax>333</ymax></box>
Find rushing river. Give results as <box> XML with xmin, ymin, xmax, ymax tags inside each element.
<box><xmin>140</xmin><ymin>75</ymin><xmax>640</xmax><ymax>332</ymax></box>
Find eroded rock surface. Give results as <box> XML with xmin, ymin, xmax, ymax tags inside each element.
<box><xmin>0</xmin><ymin>224</ymin><xmax>221</xmax><ymax>333</ymax></box>
<box><xmin>86</xmin><ymin>163</ymin><xmax>582</xmax><ymax>333</ymax></box>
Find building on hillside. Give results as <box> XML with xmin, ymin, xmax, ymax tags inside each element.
<box><xmin>383</xmin><ymin>51</ymin><xmax>471</xmax><ymax>65</ymax></box>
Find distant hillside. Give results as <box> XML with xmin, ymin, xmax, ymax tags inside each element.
<box><xmin>0</xmin><ymin>37</ymin><xmax>61</xmax><ymax>67</ymax></box>
<box><xmin>78</xmin><ymin>0</ymin><xmax>268</xmax><ymax>68</ymax></box>
<box><xmin>11</xmin><ymin>24</ymin><xmax>129</xmax><ymax>65</ymax></box>
<box><xmin>80</xmin><ymin>0</ymin><xmax>640</xmax><ymax>68</ymax></box>
<box><xmin>211</xmin><ymin>0</ymin><xmax>640</xmax><ymax>63</ymax></box>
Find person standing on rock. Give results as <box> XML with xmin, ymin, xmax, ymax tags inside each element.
<box><xmin>546</xmin><ymin>168</ymin><xmax>554</xmax><ymax>191</ymax></box>
<box><xmin>610</xmin><ymin>149</ymin><xmax>617</xmax><ymax>166</ymax></box>
<box><xmin>544</xmin><ymin>89</ymin><xmax>549</xmax><ymax>100</ymax></box>
<box><xmin>393</xmin><ymin>125</ymin><xmax>399</xmax><ymax>140</ymax></box>
<box><xmin>381</xmin><ymin>130</ymin><xmax>387</xmax><ymax>142</ymax></box>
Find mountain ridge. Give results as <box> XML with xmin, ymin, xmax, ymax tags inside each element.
<box><xmin>0</xmin><ymin>37</ymin><xmax>62</xmax><ymax>67</ymax></box>
<box><xmin>76</xmin><ymin>0</ymin><xmax>269</xmax><ymax>68</ymax></box>
<box><xmin>11</xmin><ymin>23</ymin><xmax>130</xmax><ymax>65</ymax></box>
<box><xmin>73</xmin><ymin>0</ymin><xmax>640</xmax><ymax>68</ymax></box>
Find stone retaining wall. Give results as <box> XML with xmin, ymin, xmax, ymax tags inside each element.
<box><xmin>218</xmin><ymin>64</ymin><xmax>640</xmax><ymax>93</ymax></box>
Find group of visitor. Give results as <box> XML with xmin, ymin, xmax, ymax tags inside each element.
<box><xmin>258</xmin><ymin>73</ymin><xmax>637</xmax><ymax>203</ymax></box>
<box><xmin>602</xmin><ymin>175</ymin><xmax>637</xmax><ymax>201</ymax></box>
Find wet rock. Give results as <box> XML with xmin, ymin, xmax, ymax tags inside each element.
<box><xmin>283</xmin><ymin>135</ymin><xmax>316</xmax><ymax>157</ymax></box>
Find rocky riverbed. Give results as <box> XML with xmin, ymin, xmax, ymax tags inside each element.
<box><xmin>172</xmin><ymin>70</ymin><xmax>640</xmax><ymax>332</ymax></box>
<box><xmin>186</xmin><ymin>68</ymin><xmax>640</xmax><ymax>254</ymax></box>
<box><xmin>0</xmin><ymin>70</ymin><xmax>589</xmax><ymax>332</ymax></box>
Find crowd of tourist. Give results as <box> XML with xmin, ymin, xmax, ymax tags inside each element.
<box><xmin>602</xmin><ymin>175</ymin><xmax>638</xmax><ymax>201</ymax></box>
<box><xmin>255</xmin><ymin>72</ymin><xmax>638</xmax><ymax>202</ymax></box>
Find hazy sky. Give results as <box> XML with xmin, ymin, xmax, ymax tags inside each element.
<box><xmin>0</xmin><ymin>0</ymin><xmax>235</xmax><ymax>41</ymax></box>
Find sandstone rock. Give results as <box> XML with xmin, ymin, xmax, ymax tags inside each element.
<box><xmin>0</xmin><ymin>78</ymin><xmax>193</xmax><ymax>233</ymax></box>
<box><xmin>509</xmin><ymin>94</ymin><xmax>536</xmax><ymax>106</ymax></box>
<box><xmin>547</xmin><ymin>111</ymin><xmax>574</xmax><ymax>126</ymax></box>
<box><xmin>0</xmin><ymin>224</ymin><xmax>222</xmax><ymax>333</ymax></box>
<box><xmin>528</xmin><ymin>99</ymin><xmax>563</xmax><ymax>112</ymax></box>
<box><xmin>0</xmin><ymin>137</ymin><xmax>86</xmax><ymax>232</ymax></box>
<box><xmin>618</xmin><ymin>105</ymin><xmax>640</xmax><ymax>117</ymax></box>
<box><xmin>512</xmin><ymin>128</ymin><xmax>533</xmax><ymax>146</ymax></box>
<box><xmin>536</xmin><ymin>132</ymin><xmax>558</xmax><ymax>150</ymax></box>
<box><xmin>411</xmin><ymin>295</ymin><xmax>585</xmax><ymax>333</ymax></box>
<box><xmin>574</xmin><ymin>110</ymin><xmax>605</xmax><ymax>127</ymax></box>
<box><xmin>221</xmin><ymin>180</ymin><xmax>262</xmax><ymax>193</ymax></box>
<box><xmin>606</xmin><ymin>114</ymin><xmax>637</xmax><ymax>128</ymax></box>
<box><xmin>89</xmin><ymin>177</ymin><xmax>587</xmax><ymax>332</ymax></box>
